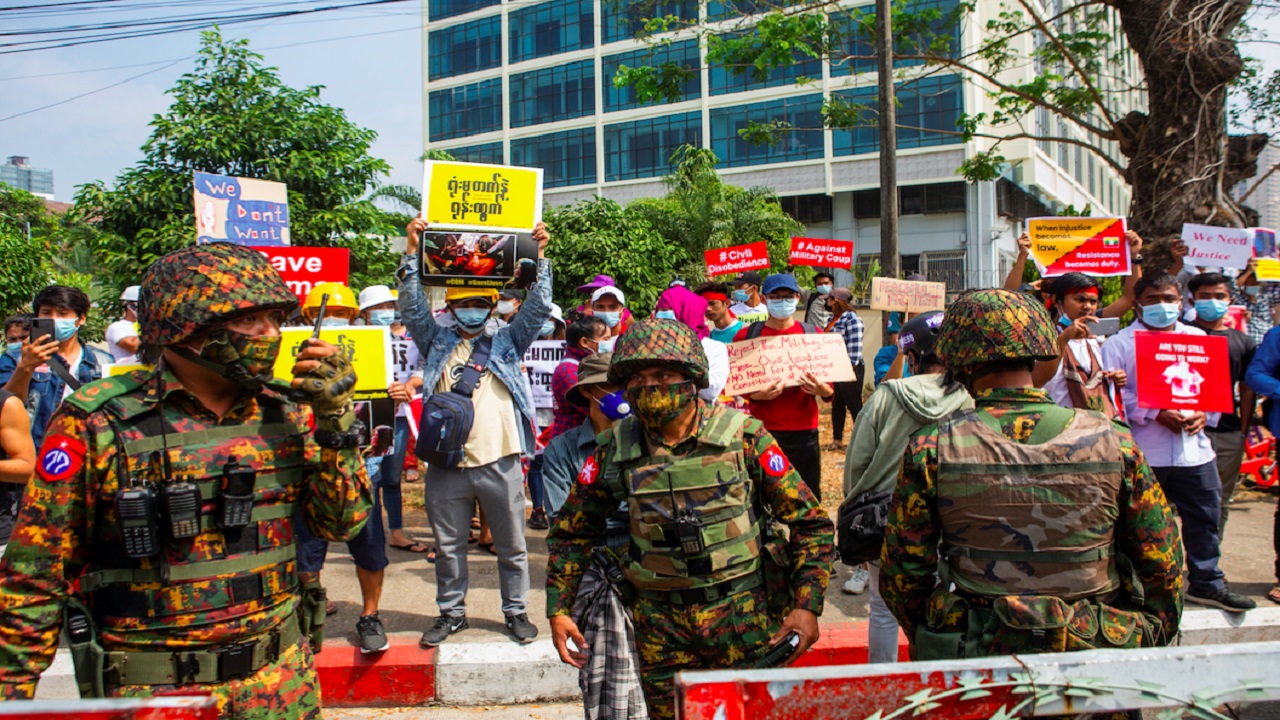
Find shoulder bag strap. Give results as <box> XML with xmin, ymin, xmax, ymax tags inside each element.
<box><xmin>49</xmin><ymin>356</ymin><xmax>82</xmax><ymax>392</ymax></box>
<box><xmin>451</xmin><ymin>335</ymin><xmax>494</xmax><ymax>398</ymax></box>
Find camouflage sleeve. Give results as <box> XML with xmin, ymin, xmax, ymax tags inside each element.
<box><xmin>545</xmin><ymin>443</ymin><xmax>617</xmax><ymax>618</ymax></box>
<box><xmin>1113</xmin><ymin>426</ymin><xmax>1184</xmax><ymax>643</ymax></box>
<box><xmin>299</xmin><ymin>405</ymin><xmax>374</xmax><ymax>542</ymax></box>
<box><xmin>0</xmin><ymin>408</ymin><xmax>95</xmax><ymax>698</ymax></box>
<box><xmin>879</xmin><ymin>427</ymin><xmax>941</xmax><ymax>640</ymax></box>
<box><xmin>746</xmin><ymin>424</ymin><xmax>835</xmax><ymax>615</ymax></box>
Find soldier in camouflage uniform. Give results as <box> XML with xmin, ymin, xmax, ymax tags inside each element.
<box><xmin>546</xmin><ymin>319</ymin><xmax>835</xmax><ymax>720</ymax></box>
<box><xmin>881</xmin><ymin>289</ymin><xmax>1184</xmax><ymax>669</ymax></box>
<box><xmin>0</xmin><ymin>243</ymin><xmax>373</xmax><ymax>718</ymax></box>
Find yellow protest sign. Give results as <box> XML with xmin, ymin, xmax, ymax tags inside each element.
<box><xmin>1257</xmin><ymin>258</ymin><xmax>1280</xmax><ymax>281</ymax></box>
<box><xmin>724</xmin><ymin>333</ymin><xmax>856</xmax><ymax>396</ymax></box>
<box><xmin>422</xmin><ymin>160</ymin><xmax>543</xmax><ymax>233</ymax></box>
<box><xmin>275</xmin><ymin>326</ymin><xmax>392</xmax><ymax>399</ymax></box>
<box><xmin>869</xmin><ymin>277</ymin><xmax>946</xmax><ymax>312</ymax></box>
<box><xmin>102</xmin><ymin>362</ymin><xmax>152</xmax><ymax>377</ymax></box>
<box><xmin>1027</xmin><ymin>217</ymin><xmax>1130</xmax><ymax>277</ymax></box>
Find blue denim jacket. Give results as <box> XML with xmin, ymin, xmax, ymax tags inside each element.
<box><xmin>1247</xmin><ymin>326</ymin><xmax>1280</xmax><ymax>436</ymax></box>
<box><xmin>398</xmin><ymin>256</ymin><xmax>552</xmax><ymax>459</ymax></box>
<box><xmin>0</xmin><ymin>339</ymin><xmax>112</xmax><ymax>448</ymax></box>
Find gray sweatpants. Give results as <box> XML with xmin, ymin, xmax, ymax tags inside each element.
<box><xmin>424</xmin><ymin>454</ymin><xmax>529</xmax><ymax>617</ymax></box>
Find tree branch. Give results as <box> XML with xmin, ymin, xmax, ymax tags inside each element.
<box><xmin>1240</xmin><ymin>158</ymin><xmax>1280</xmax><ymax>202</ymax></box>
<box><xmin>1011</xmin><ymin>0</ymin><xmax>1120</xmax><ymax>129</ymax></box>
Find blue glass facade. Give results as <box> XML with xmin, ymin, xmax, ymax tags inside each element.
<box><xmin>428</xmin><ymin>0</ymin><xmax>498</xmax><ymax>21</ymax></box>
<box><xmin>449</xmin><ymin>142</ymin><xmax>504</xmax><ymax>164</ymax></box>
<box><xmin>511</xmin><ymin>127</ymin><xmax>597</xmax><ymax>188</ymax></box>
<box><xmin>708</xmin><ymin>43</ymin><xmax>822</xmax><ymax>96</ymax></box>
<box><xmin>509</xmin><ymin>0</ymin><xmax>594</xmax><ymax>63</ymax></box>
<box><xmin>601</xmin><ymin>0</ymin><xmax>696</xmax><ymax>44</ymax></box>
<box><xmin>428</xmin><ymin>78</ymin><xmax>503</xmax><ymax>141</ymax></box>
<box><xmin>428</xmin><ymin>17</ymin><xmax>501</xmax><ymax>80</ymax></box>
<box><xmin>831</xmin><ymin>0</ymin><xmax>959</xmax><ymax>76</ymax></box>
<box><xmin>509</xmin><ymin>60</ymin><xmax>595</xmax><ymax>128</ymax></box>
<box><xmin>605</xmin><ymin>111</ymin><xmax>702</xmax><ymax>180</ymax></box>
<box><xmin>601</xmin><ymin>39</ymin><xmax>701</xmax><ymax>111</ymax></box>
<box><xmin>710</xmin><ymin>95</ymin><xmax>825</xmax><ymax>167</ymax></box>
<box><xmin>831</xmin><ymin>75</ymin><xmax>964</xmax><ymax>155</ymax></box>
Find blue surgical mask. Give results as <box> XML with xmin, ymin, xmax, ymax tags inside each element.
<box><xmin>1058</xmin><ymin>313</ymin><xmax>1072</xmax><ymax>328</ymax></box>
<box><xmin>320</xmin><ymin>317</ymin><xmax>347</xmax><ymax>327</ymax></box>
<box><xmin>766</xmin><ymin>298</ymin><xmax>798</xmax><ymax>319</ymax></box>
<box><xmin>1246</xmin><ymin>286</ymin><xmax>1261</xmax><ymax>298</ymax></box>
<box><xmin>597</xmin><ymin>311</ymin><xmax>621</xmax><ymax>328</ymax></box>
<box><xmin>392</xmin><ymin>311</ymin><xmax>402</xmax><ymax>323</ymax></box>
<box><xmin>815</xmin><ymin>284</ymin><xmax>832</xmax><ymax>295</ymax></box>
<box><xmin>654</xmin><ymin>310</ymin><xmax>677</xmax><ymax>321</ymax></box>
<box><xmin>54</xmin><ymin>318</ymin><xmax>78</xmax><ymax>342</ymax></box>
<box><xmin>1195</xmin><ymin>299</ymin><xmax>1229</xmax><ymax>322</ymax></box>
<box><xmin>540</xmin><ymin>320</ymin><xmax>555</xmax><ymax>337</ymax></box>
<box><xmin>732</xmin><ymin>290</ymin><xmax>750</xmax><ymax>303</ymax></box>
<box><xmin>597</xmin><ymin>337</ymin><xmax>617</xmax><ymax>353</ymax></box>
<box><xmin>368</xmin><ymin>309</ymin><xmax>396</xmax><ymax>326</ymax></box>
<box><xmin>5</xmin><ymin>342</ymin><xmax>20</xmax><ymax>355</ymax></box>
<box><xmin>453</xmin><ymin>307</ymin><xmax>491</xmax><ymax>329</ymax></box>
<box><xmin>1140</xmin><ymin>302</ymin><xmax>1181</xmax><ymax>329</ymax></box>
<box><xmin>597</xmin><ymin>389</ymin><xmax>632</xmax><ymax>420</ymax></box>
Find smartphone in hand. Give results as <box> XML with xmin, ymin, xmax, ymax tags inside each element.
<box><xmin>30</xmin><ymin>318</ymin><xmax>56</xmax><ymax>344</ymax></box>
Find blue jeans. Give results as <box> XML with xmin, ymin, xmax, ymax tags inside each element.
<box><xmin>378</xmin><ymin>417</ymin><xmax>410</xmax><ymax>531</ymax></box>
<box><xmin>527</xmin><ymin>454</ymin><xmax>545</xmax><ymax>513</ymax></box>
<box><xmin>1153</xmin><ymin>462</ymin><xmax>1225</xmax><ymax>593</ymax></box>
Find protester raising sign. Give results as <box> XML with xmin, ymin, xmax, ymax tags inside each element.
<box><xmin>724</xmin><ymin>333</ymin><xmax>856</xmax><ymax>396</ymax></box>
<box><xmin>705</xmin><ymin>242</ymin><xmax>770</xmax><ymax>277</ymax></box>
<box><xmin>1180</xmin><ymin>224</ymin><xmax>1252</xmax><ymax>269</ymax></box>
<box><xmin>252</xmin><ymin>246</ymin><xmax>350</xmax><ymax>303</ymax></box>
<box><xmin>1134</xmin><ymin>331</ymin><xmax>1232</xmax><ymax>413</ymax></box>
<box><xmin>789</xmin><ymin>237</ymin><xmax>854</xmax><ymax>268</ymax></box>
<box><xmin>1028</xmin><ymin>217</ymin><xmax>1130</xmax><ymax>277</ymax></box>
<box><xmin>869</xmin><ymin>277</ymin><xmax>946</xmax><ymax>313</ymax></box>
<box><xmin>523</xmin><ymin>340</ymin><xmax>566</xmax><ymax>411</ymax></box>
<box><xmin>194</xmin><ymin>172</ymin><xmax>290</xmax><ymax>246</ymax></box>
<box><xmin>422</xmin><ymin>160</ymin><xmax>543</xmax><ymax>234</ymax></box>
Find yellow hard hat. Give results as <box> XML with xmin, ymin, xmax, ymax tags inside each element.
<box><xmin>445</xmin><ymin>287</ymin><xmax>499</xmax><ymax>304</ymax></box>
<box><xmin>304</xmin><ymin>282</ymin><xmax>358</xmax><ymax>311</ymax></box>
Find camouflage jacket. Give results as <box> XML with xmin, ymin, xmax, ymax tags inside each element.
<box><xmin>0</xmin><ymin>370</ymin><xmax>373</xmax><ymax>699</ymax></box>
<box><xmin>880</xmin><ymin>387</ymin><xmax>1184</xmax><ymax>644</ymax></box>
<box><xmin>546</xmin><ymin>402</ymin><xmax>835</xmax><ymax>617</ymax></box>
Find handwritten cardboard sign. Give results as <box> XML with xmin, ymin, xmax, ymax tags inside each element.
<box><xmin>1028</xmin><ymin>217</ymin><xmax>1130</xmax><ymax>277</ymax></box>
<box><xmin>705</xmin><ymin>242</ymin><xmax>770</xmax><ymax>277</ymax></box>
<box><xmin>251</xmin><ymin>246</ymin><xmax>350</xmax><ymax>304</ymax></box>
<box><xmin>724</xmin><ymin>333</ymin><xmax>856</xmax><ymax>396</ymax></box>
<box><xmin>1134</xmin><ymin>330</ymin><xmax>1232</xmax><ymax>413</ymax></box>
<box><xmin>523</xmin><ymin>340</ymin><xmax>566</xmax><ymax>410</ymax></box>
<box><xmin>869</xmin><ymin>277</ymin><xmax>947</xmax><ymax>312</ymax></box>
<box><xmin>789</xmin><ymin>237</ymin><xmax>854</xmax><ymax>268</ymax></box>
<box><xmin>1180</xmin><ymin>224</ymin><xmax>1252</xmax><ymax>269</ymax></box>
<box><xmin>194</xmin><ymin>172</ymin><xmax>290</xmax><ymax>246</ymax></box>
<box><xmin>422</xmin><ymin>160</ymin><xmax>543</xmax><ymax>233</ymax></box>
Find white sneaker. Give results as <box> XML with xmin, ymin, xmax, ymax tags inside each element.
<box><xmin>842</xmin><ymin>566</ymin><xmax>870</xmax><ymax>595</ymax></box>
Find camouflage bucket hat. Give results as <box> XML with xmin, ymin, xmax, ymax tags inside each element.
<box><xmin>934</xmin><ymin>288</ymin><xmax>1058</xmax><ymax>371</ymax></box>
<box><xmin>608</xmin><ymin>319</ymin><xmax>709</xmax><ymax>389</ymax></box>
<box><xmin>139</xmin><ymin>242</ymin><xmax>298</xmax><ymax>346</ymax></box>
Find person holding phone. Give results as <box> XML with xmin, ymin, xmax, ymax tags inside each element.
<box><xmin>1032</xmin><ymin>272</ymin><xmax>1126</xmax><ymax>418</ymax></box>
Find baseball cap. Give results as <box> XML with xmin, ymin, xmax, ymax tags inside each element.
<box><xmin>733</xmin><ymin>271</ymin><xmax>763</xmax><ymax>287</ymax></box>
<box><xmin>761</xmin><ymin>274</ymin><xmax>801</xmax><ymax>295</ymax></box>
<box><xmin>577</xmin><ymin>274</ymin><xmax>617</xmax><ymax>295</ymax></box>
<box><xmin>591</xmin><ymin>285</ymin><xmax>626</xmax><ymax>306</ymax></box>
<box><xmin>120</xmin><ymin>285</ymin><xmax>141</xmax><ymax>302</ymax></box>
<box><xmin>566</xmin><ymin>352</ymin><xmax>613</xmax><ymax>407</ymax></box>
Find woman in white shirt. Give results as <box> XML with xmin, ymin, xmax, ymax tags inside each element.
<box><xmin>1032</xmin><ymin>272</ymin><xmax>1127</xmax><ymax>418</ymax></box>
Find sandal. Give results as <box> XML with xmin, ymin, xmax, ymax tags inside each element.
<box><xmin>1268</xmin><ymin>585</ymin><xmax>1280</xmax><ymax>605</ymax></box>
<box><xmin>426</xmin><ymin>547</ymin><xmax>437</xmax><ymax>563</ymax></box>
<box><xmin>390</xmin><ymin>541</ymin><xmax>431</xmax><ymax>554</ymax></box>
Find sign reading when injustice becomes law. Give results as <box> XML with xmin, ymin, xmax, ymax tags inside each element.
<box><xmin>724</xmin><ymin>333</ymin><xmax>856</xmax><ymax>396</ymax></box>
<box><xmin>1134</xmin><ymin>331</ymin><xmax>1232</xmax><ymax>413</ymax></box>
<box><xmin>422</xmin><ymin>160</ymin><xmax>543</xmax><ymax>233</ymax></box>
<box><xmin>705</xmin><ymin>242</ymin><xmax>770</xmax><ymax>277</ymax></box>
<box><xmin>788</xmin><ymin>237</ymin><xmax>854</xmax><ymax>268</ymax></box>
<box><xmin>251</xmin><ymin>246</ymin><xmax>350</xmax><ymax>304</ymax></box>
<box><xmin>194</xmin><ymin>172</ymin><xmax>290</xmax><ymax>246</ymax></box>
<box><xmin>1028</xmin><ymin>217</ymin><xmax>1130</xmax><ymax>277</ymax></box>
<box><xmin>869</xmin><ymin>277</ymin><xmax>947</xmax><ymax>313</ymax></box>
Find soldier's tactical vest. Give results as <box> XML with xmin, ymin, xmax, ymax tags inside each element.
<box><xmin>936</xmin><ymin>405</ymin><xmax>1123</xmax><ymax>601</ymax></box>
<box><xmin>67</xmin><ymin>372</ymin><xmax>313</xmax><ymax>634</ymax></box>
<box><xmin>602</xmin><ymin>408</ymin><xmax>761</xmax><ymax>591</ymax></box>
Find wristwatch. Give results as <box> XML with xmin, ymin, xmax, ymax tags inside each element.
<box><xmin>1131</xmin><ymin>255</ymin><xmax>1144</xmax><ymax>265</ymax></box>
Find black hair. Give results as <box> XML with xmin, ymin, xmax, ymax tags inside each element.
<box><xmin>1049</xmin><ymin>272</ymin><xmax>1099</xmax><ymax>299</ymax></box>
<box><xmin>694</xmin><ymin>281</ymin><xmax>730</xmax><ymax>296</ymax></box>
<box><xmin>1133</xmin><ymin>273</ymin><xmax>1179</xmax><ymax>300</ymax></box>
<box><xmin>4</xmin><ymin>314</ymin><xmax>30</xmax><ymax>335</ymax></box>
<box><xmin>33</xmin><ymin>285</ymin><xmax>90</xmax><ymax>317</ymax></box>
<box><xmin>567</xmin><ymin>316</ymin><xmax>608</xmax><ymax>349</ymax></box>
<box><xmin>1188</xmin><ymin>272</ymin><xmax>1231</xmax><ymax>295</ymax></box>
<box><xmin>814</xmin><ymin>272</ymin><xmax>833</xmax><ymax>282</ymax></box>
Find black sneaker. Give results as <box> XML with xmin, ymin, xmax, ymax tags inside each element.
<box><xmin>505</xmin><ymin>613</ymin><xmax>538</xmax><ymax>644</ymax></box>
<box><xmin>420</xmin><ymin>615</ymin><xmax>468</xmax><ymax>647</ymax></box>
<box><xmin>1186</xmin><ymin>586</ymin><xmax>1257</xmax><ymax>612</ymax></box>
<box><xmin>528</xmin><ymin>509</ymin><xmax>549</xmax><ymax>530</ymax></box>
<box><xmin>356</xmin><ymin>613</ymin><xmax>389</xmax><ymax>654</ymax></box>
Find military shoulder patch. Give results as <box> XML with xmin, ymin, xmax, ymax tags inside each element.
<box><xmin>759</xmin><ymin>445</ymin><xmax>790</xmax><ymax>478</ymax></box>
<box><xmin>37</xmin><ymin>435</ymin><xmax>87</xmax><ymax>482</ymax></box>
<box><xmin>577</xmin><ymin>456</ymin><xmax>599</xmax><ymax>485</ymax></box>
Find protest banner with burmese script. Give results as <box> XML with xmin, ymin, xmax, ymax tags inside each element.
<box><xmin>724</xmin><ymin>333</ymin><xmax>856</xmax><ymax>396</ymax></box>
<box><xmin>276</xmin><ymin>326</ymin><xmax>396</xmax><ymax>436</ymax></box>
<box><xmin>422</xmin><ymin>160</ymin><xmax>543</xmax><ymax>233</ymax></box>
<box><xmin>789</xmin><ymin>237</ymin><xmax>854</xmax><ymax>268</ymax></box>
<box><xmin>194</xmin><ymin>172</ymin><xmax>290</xmax><ymax>246</ymax></box>
<box><xmin>869</xmin><ymin>277</ymin><xmax>946</xmax><ymax>313</ymax></box>
<box><xmin>1028</xmin><ymin>217</ymin><xmax>1130</xmax><ymax>277</ymax></box>
<box><xmin>523</xmin><ymin>340</ymin><xmax>566</xmax><ymax>410</ymax></box>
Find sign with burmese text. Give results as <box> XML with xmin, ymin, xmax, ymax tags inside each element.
<box><xmin>522</xmin><ymin>340</ymin><xmax>566</xmax><ymax>410</ymax></box>
<box><xmin>869</xmin><ymin>277</ymin><xmax>947</xmax><ymax>313</ymax></box>
<box><xmin>276</xmin><ymin>326</ymin><xmax>396</xmax><ymax>443</ymax></box>
<box><xmin>724</xmin><ymin>333</ymin><xmax>856</xmax><ymax>396</ymax></box>
<box><xmin>194</xmin><ymin>172</ymin><xmax>290</xmax><ymax>246</ymax></box>
<box><xmin>251</xmin><ymin>246</ymin><xmax>349</xmax><ymax>304</ymax></box>
<box><xmin>1028</xmin><ymin>217</ymin><xmax>1130</xmax><ymax>277</ymax></box>
<box><xmin>788</xmin><ymin>237</ymin><xmax>854</xmax><ymax>268</ymax></box>
<box><xmin>705</xmin><ymin>242</ymin><xmax>770</xmax><ymax>277</ymax></box>
<box><xmin>1134</xmin><ymin>331</ymin><xmax>1232</xmax><ymax>413</ymax></box>
<box><xmin>422</xmin><ymin>160</ymin><xmax>543</xmax><ymax>233</ymax></box>
<box><xmin>1180</xmin><ymin>224</ymin><xmax>1252</xmax><ymax>269</ymax></box>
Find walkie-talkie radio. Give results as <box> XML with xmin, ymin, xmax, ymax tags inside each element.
<box><xmin>288</xmin><ymin>293</ymin><xmax>329</xmax><ymax>405</ymax></box>
<box><xmin>675</xmin><ymin>510</ymin><xmax>705</xmax><ymax>556</ymax></box>
<box><xmin>161</xmin><ymin>482</ymin><xmax>202</xmax><ymax>539</ymax></box>
<box><xmin>116</xmin><ymin>482</ymin><xmax>161</xmax><ymax>558</ymax></box>
<box><xmin>219</xmin><ymin>458</ymin><xmax>257</xmax><ymax>530</ymax></box>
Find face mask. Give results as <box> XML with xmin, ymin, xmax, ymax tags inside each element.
<box><xmin>452</xmin><ymin>307</ymin><xmax>491</xmax><ymax>330</ymax></box>
<box><xmin>54</xmin><ymin>318</ymin><xmax>78</xmax><ymax>342</ymax></box>
<box><xmin>1140</xmin><ymin>302</ymin><xmax>1181</xmax><ymax>329</ymax></box>
<box><xmin>540</xmin><ymin>320</ymin><xmax>556</xmax><ymax>337</ymax></box>
<box><xmin>1058</xmin><ymin>313</ymin><xmax>1073</xmax><ymax>328</ymax></box>
<box><xmin>816</xmin><ymin>284</ymin><xmax>832</xmax><ymax>295</ymax></box>
<box><xmin>1246</xmin><ymin>286</ymin><xmax>1260</xmax><ymax>298</ymax></box>
<box><xmin>1195</xmin><ymin>299</ymin><xmax>1229</xmax><ymax>322</ymax></box>
<box><xmin>368</xmin><ymin>309</ymin><xmax>396</xmax><ymax>326</ymax></box>
<box><xmin>597</xmin><ymin>311</ymin><xmax>621</xmax><ymax>328</ymax></box>
<box><xmin>625</xmin><ymin>381</ymin><xmax>697</xmax><ymax>429</ymax></box>
<box><xmin>320</xmin><ymin>317</ymin><xmax>347</xmax><ymax>327</ymax></box>
<box><xmin>6</xmin><ymin>342</ymin><xmax>20</xmax><ymax>355</ymax></box>
<box><xmin>597</xmin><ymin>337</ymin><xmax>617</xmax><ymax>353</ymax></box>
<box><xmin>654</xmin><ymin>310</ymin><xmax>677</xmax><ymax>321</ymax></box>
<box><xmin>497</xmin><ymin>301</ymin><xmax>516</xmax><ymax>315</ymax></box>
<box><xmin>392</xmin><ymin>311</ymin><xmax>403</xmax><ymax>323</ymax></box>
<box><xmin>596</xmin><ymin>390</ymin><xmax>632</xmax><ymax>420</ymax></box>
<box><xmin>193</xmin><ymin>329</ymin><xmax>282</xmax><ymax>391</ymax></box>
<box><xmin>766</xmin><ymin>298</ymin><xmax>798</xmax><ymax>319</ymax></box>
<box><xmin>732</xmin><ymin>290</ymin><xmax>750</xmax><ymax>303</ymax></box>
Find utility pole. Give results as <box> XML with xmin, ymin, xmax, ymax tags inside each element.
<box><xmin>876</xmin><ymin>0</ymin><xmax>899</xmax><ymax>280</ymax></box>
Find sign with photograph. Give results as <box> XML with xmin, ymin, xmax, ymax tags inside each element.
<box><xmin>705</xmin><ymin>242</ymin><xmax>770</xmax><ymax>277</ymax></box>
<box><xmin>1027</xmin><ymin>217</ymin><xmax>1130</xmax><ymax>277</ymax></box>
<box><xmin>724</xmin><ymin>333</ymin><xmax>856</xmax><ymax>396</ymax></box>
<box><xmin>1134</xmin><ymin>331</ymin><xmax>1232</xmax><ymax>413</ymax></box>
<box><xmin>194</xmin><ymin>172</ymin><xmax>290</xmax><ymax>246</ymax></box>
<box><xmin>422</xmin><ymin>160</ymin><xmax>543</xmax><ymax>233</ymax></box>
<box><xmin>418</xmin><ymin>230</ymin><xmax>538</xmax><ymax>289</ymax></box>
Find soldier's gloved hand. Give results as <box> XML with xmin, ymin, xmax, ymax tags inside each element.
<box><xmin>291</xmin><ymin>339</ymin><xmax>358</xmax><ymax>431</ymax></box>
<box><xmin>771</xmin><ymin>608</ymin><xmax>820</xmax><ymax>665</ymax></box>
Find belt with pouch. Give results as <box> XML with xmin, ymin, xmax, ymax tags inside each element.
<box><xmin>635</xmin><ymin>573</ymin><xmax>763</xmax><ymax>607</ymax></box>
<box><xmin>104</xmin><ymin>614</ymin><xmax>301</xmax><ymax>687</ymax></box>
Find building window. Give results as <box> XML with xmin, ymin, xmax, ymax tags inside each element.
<box><xmin>853</xmin><ymin>183</ymin><xmax>965</xmax><ymax>218</ymax></box>
<box><xmin>601</xmin><ymin>0</ymin><xmax>696</xmax><ymax>44</ymax></box>
<box><xmin>445</xmin><ymin>142</ymin><xmax>504</xmax><ymax>164</ymax></box>
<box><xmin>830</xmin><ymin>0</ymin><xmax>959</xmax><ymax>76</ymax></box>
<box><xmin>604</xmin><ymin>111</ymin><xmax>702</xmax><ymax>181</ymax></box>
<box><xmin>706</xmin><ymin>0</ymin><xmax>770</xmax><ymax>21</ymax></box>
<box><xmin>509</xmin><ymin>0</ymin><xmax>594</xmax><ymax>63</ymax></box>
<box><xmin>428</xmin><ymin>17</ymin><xmax>501</xmax><ymax>80</ymax></box>
<box><xmin>830</xmin><ymin>85</ymin><xmax>879</xmax><ymax>156</ymax></box>
<box><xmin>710</xmin><ymin>95</ymin><xmax>825</xmax><ymax>167</ymax></box>
<box><xmin>428</xmin><ymin>78</ymin><xmax>503</xmax><ymax>141</ymax></box>
<box><xmin>1057</xmin><ymin>119</ymin><xmax>1070</xmax><ymax>169</ymax></box>
<box><xmin>602</xmin><ymin>39</ymin><xmax>702</xmax><ymax>111</ymax></box>
<box><xmin>832</xmin><ymin>75</ymin><xmax>963</xmax><ymax>155</ymax></box>
<box><xmin>428</xmin><ymin>0</ymin><xmax>498</xmax><ymax>21</ymax></box>
<box><xmin>779</xmin><ymin>194</ymin><xmax>834</xmax><ymax>223</ymax></box>
<box><xmin>709</xmin><ymin>34</ymin><xmax>821</xmax><ymax>96</ymax></box>
<box><xmin>509</xmin><ymin>60</ymin><xmax>595</xmax><ymax>128</ymax></box>
<box><xmin>511</xmin><ymin>127</ymin><xmax>597</xmax><ymax>188</ymax></box>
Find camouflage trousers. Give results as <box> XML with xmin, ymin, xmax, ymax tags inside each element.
<box><xmin>108</xmin><ymin>636</ymin><xmax>321</xmax><ymax>720</ymax></box>
<box><xmin>633</xmin><ymin>586</ymin><xmax>778</xmax><ymax>720</ymax></box>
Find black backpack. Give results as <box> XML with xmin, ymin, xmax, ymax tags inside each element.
<box><xmin>836</xmin><ymin>490</ymin><xmax>893</xmax><ymax>565</ymax></box>
<box><xmin>415</xmin><ymin>336</ymin><xmax>493</xmax><ymax>469</ymax></box>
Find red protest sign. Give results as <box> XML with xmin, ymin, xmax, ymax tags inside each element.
<box><xmin>705</xmin><ymin>242</ymin><xmax>770</xmax><ymax>277</ymax></box>
<box><xmin>788</xmin><ymin>237</ymin><xmax>854</xmax><ymax>268</ymax></box>
<box><xmin>1224</xmin><ymin>306</ymin><xmax>1247</xmax><ymax>333</ymax></box>
<box><xmin>1134</xmin><ymin>331</ymin><xmax>1232</xmax><ymax>413</ymax></box>
<box><xmin>251</xmin><ymin>246</ymin><xmax>350</xmax><ymax>303</ymax></box>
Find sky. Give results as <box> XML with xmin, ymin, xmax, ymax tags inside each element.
<box><xmin>0</xmin><ymin>1</ymin><xmax>1277</xmax><ymax>204</ymax></box>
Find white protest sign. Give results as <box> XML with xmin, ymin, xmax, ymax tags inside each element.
<box><xmin>724</xmin><ymin>333</ymin><xmax>856</xmax><ymax>396</ymax></box>
<box><xmin>1181</xmin><ymin>224</ymin><xmax>1252</xmax><ymax>269</ymax></box>
<box><xmin>523</xmin><ymin>340</ymin><xmax>566</xmax><ymax>410</ymax></box>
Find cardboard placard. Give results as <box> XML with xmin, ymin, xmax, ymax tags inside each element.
<box><xmin>418</xmin><ymin>230</ymin><xmax>538</xmax><ymax>289</ymax></box>
<box><xmin>1028</xmin><ymin>217</ymin><xmax>1130</xmax><ymax>277</ymax></box>
<box><xmin>194</xmin><ymin>172</ymin><xmax>290</xmax><ymax>246</ymax></box>
<box><xmin>869</xmin><ymin>277</ymin><xmax>947</xmax><ymax>312</ymax></box>
<box><xmin>1257</xmin><ymin>258</ymin><xmax>1280</xmax><ymax>281</ymax></box>
<box><xmin>1224</xmin><ymin>305</ymin><xmax>1248</xmax><ymax>333</ymax></box>
<box><xmin>523</xmin><ymin>340</ymin><xmax>566</xmax><ymax>411</ymax></box>
<box><xmin>1181</xmin><ymin>224</ymin><xmax>1252</xmax><ymax>269</ymax></box>
<box><xmin>251</xmin><ymin>246</ymin><xmax>350</xmax><ymax>304</ymax></box>
<box><xmin>724</xmin><ymin>333</ymin><xmax>856</xmax><ymax>396</ymax></box>
<box><xmin>705</xmin><ymin>242</ymin><xmax>770</xmax><ymax>277</ymax></box>
<box><xmin>1134</xmin><ymin>331</ymin><xmax>1232</xmax><ymax>413</ymax></box>
<box><xmin>422</xmin><ymin>160</ymin><xmax>543</xmax><ymax>233</ymax></box>
<box><xmin>788</xmin><ymin>237</ymin><xmax>854</xmax><ymax>268</ymax></box>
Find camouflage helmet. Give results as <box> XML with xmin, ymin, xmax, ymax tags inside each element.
<box><xmin>139</xmin><ymin>242</ymin><xmax>298</xmax><ymax>346</ymax></box>
<box><xmin>934</xmin><ymin>288</ymin><xmax>1058</xmax><ymax>372</ymax></box>
<box><xmin>608</xmin><ymin>319</ymin><xmax>709</xmax><ymax>389</ymax></box>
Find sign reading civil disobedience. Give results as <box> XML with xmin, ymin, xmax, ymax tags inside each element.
<box><xmin>788</xmin><ymin>237</ymin><xmax>854</xmax><ymax>268</ymax></box>
<box><xmin>705</xmin><ymin>242</ymin><xmax>770</xmax><ymax>277</ymax></box>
